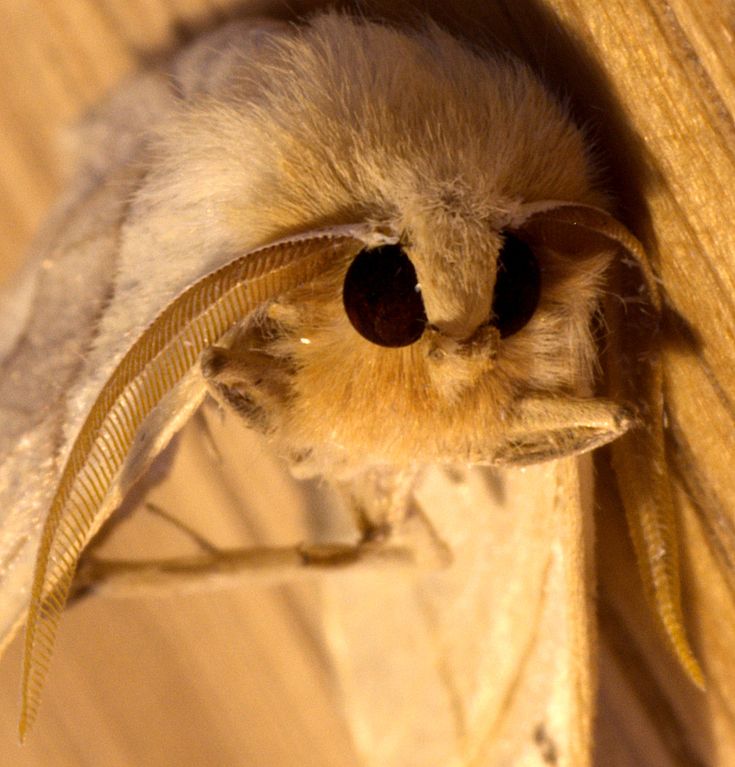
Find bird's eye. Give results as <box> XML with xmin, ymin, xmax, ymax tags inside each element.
<box><xmin>491</xmin><ymin>232</ymin><xmax>541</xmax><ymax>338</ymax></box>
<box><xmin>342</xmin><ymin>244</ymin><xmax>427</xmax><ymax>347</ymax></box>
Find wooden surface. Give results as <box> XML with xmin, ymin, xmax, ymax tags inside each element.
<box><xmin>1</xmin><ymin>1</ymin><xmax>734</xmax><ymax>765</ymax></box>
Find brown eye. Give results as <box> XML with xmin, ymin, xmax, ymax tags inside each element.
<box><xmin>491</xmin><ymin>232</ymin><xmax>541</xmax><ymax>338</ymax></box>
<box><xmin>343</xmin><ymin>244</ymin><xmax>427</xmax><ymax>347</ymax></box>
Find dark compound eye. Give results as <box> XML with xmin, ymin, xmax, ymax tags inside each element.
<box><xmin>491</xmin><ymin>232</ymin><xmax>541</xmax><ymax>338</ymax></box>
<box><xmin>342</xmin><ymin>244</ymin><xmax>427</xmax><ymax>348</ymax></box>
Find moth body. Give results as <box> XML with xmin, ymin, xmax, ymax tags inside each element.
<box><xmin>0</xmin><ymin>11</ymin><xmax>702</xmax><ymax>751</ymax></box>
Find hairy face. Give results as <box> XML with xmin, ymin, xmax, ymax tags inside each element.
<box><xmin>141</xmin><ymin>15</ymin><xmax>613</xmax><ymax>468</ymax></box>
<box><xmin>260</xmin><ymin>211</ymin><xmax>611</xmax><ymax>468</ymax></box>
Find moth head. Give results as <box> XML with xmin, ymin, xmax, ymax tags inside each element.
<box><xmin>262</xmin><ymin>204</ymin><xmax>642</xmax><ymax>469</ymax></box>
<box><xmin>140</xmin><ymin>17</ymin><xmax>639</xmax><ymax>467</ymax></box>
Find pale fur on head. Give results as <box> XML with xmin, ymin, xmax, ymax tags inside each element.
<box><xmin>137</xmin><ymin>12</ymin><xmax>612</xmax><ymax>470</ymax></box>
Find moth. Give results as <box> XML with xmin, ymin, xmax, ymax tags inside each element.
<box><xmin>0</xmin><ymin>10</ymin><xmax>702</xmax><ymax>762</ymax></box>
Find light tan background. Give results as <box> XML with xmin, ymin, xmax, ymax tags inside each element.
<box><xmin>1</xmin><ymin>1</ymin><xmax>735</xmax><ymax>765</ymax></box>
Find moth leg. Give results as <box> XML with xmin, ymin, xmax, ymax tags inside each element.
<box><xmin>69</xmin><ymin>540</ymin><xmax>424</xmax><ymax>600</ymax></box>
<box><xmin>70</xmin><ymin>486</ymin><xmax>451</xmax><ymax>601</ymax></box>
<box><xmin>192</xmin><ymin>406</ymin><xmax>225</xmax><ymax>467</ymax></box>
<box><xmin>400</xmin><ymin>499</ymin><xmax>453</xmax><ymax>568</ymax></box>
<box><xmin>143</xmin><ymin>501</ymin><xmax>219</xmax><ymax>553</ymax></box>
<box><xmin>339</xmin><ymin>472</ymin><xmax>453</xmax><ymax>569</ymax></box>
<box><xmin>201</xmin><ymin>343</ymin><xmax>292</xmax><ymax>433</ymax></box>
